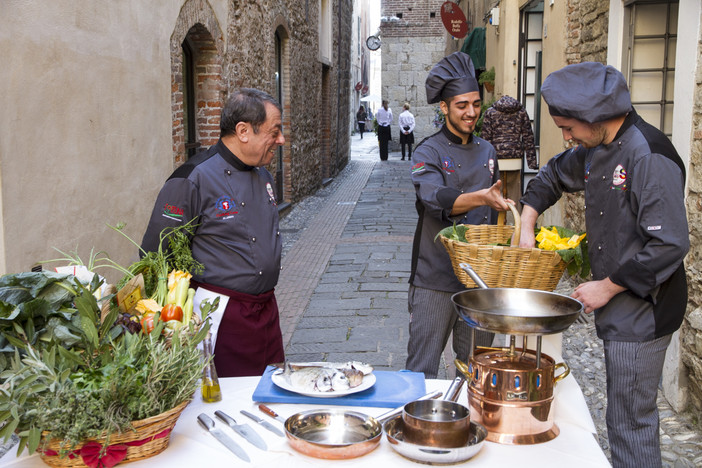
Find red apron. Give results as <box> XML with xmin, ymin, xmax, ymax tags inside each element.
<box><xmin>192</xmin><ymin>281</ymin><xmax>285</xmax><ymax>377</ymax></box>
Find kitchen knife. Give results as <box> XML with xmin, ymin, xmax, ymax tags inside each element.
<box><xmin>197</xmin><ymin>413</ymin><xmax>250</xmax><ymax>462</ymax></box>
<box><xmin>240</xmin><ymin>409</ymin><xmax>285</xmax><ymax>437</ymax></box>
<box><xmin>215</xmin><ymin>410</ymin><xmax>268</xmax><ymax>451</ymax></box>
<box><xmin>258</xmin><ymin>404</ymin><xmax>287</xmax><ymax>425</ymax></box>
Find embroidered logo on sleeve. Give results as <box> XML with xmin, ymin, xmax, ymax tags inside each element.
<box><xmin>611</xmin><ymin>164</ymin><xmax>627</xmax><ymax>191</ymax></box>
<box><xmin>489</xmin><ymin>158</ymin><xmax>495</xmax><ymax>176</ymax></box>
<box><xmin>215</xmin><ymin>196</ymin><xmax>238</xmax><ymax>219</ymax></box>
<box><xmin>647</xmin><ymin>225</ymin><xmax>662</xmax><ymax>231</ymax></box>
<box><xmin>441</xmin><ymin>156</ymin><xmax>456</xmax><ymax>173</ymax></box>
<box><xmin>411</xmin><ymin>162</ymin><xmax>426</xmax><ymax>174</ymax></box>
<box><xmin>162</xmin><ymin>203</ymin><xmax>184</xmax><ymax>221</ymax></box>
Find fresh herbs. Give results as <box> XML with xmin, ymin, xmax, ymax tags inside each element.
<box><xmin>0</xmin><ymin>271</ymin><xmax>210</xmax><ymax>457</ymax></box>
<box><xmin>109</xmin><ymin>219</ymin><xmax>203</xmax><ymax>304</ymax></box>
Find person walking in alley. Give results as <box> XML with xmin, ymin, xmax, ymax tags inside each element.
<box><xmin>356</xmin><ymin>105</ymin><xmax>368</xmax><ymax>139</ymax></box>
<box><xmin>406</xmin><ymin>52</ymin><xmax>512</xmax><ymax>379</ymax></box>
<box><xmin>376</xmin><ymin>99</ymin><xmax>393</xmax><ymax>161</ymax></box>
<box><xmin>518</xmin><ymin>62</ymin><xmax>689</xmax><ymax>468</ymax></box>
<box><xmin>398</xmin><ymin>102</ymin><xmax>415</xmax><ymax>161</ymax></box>
<box><xmin>141</xmin><ymin>88</ymin><xmax>286</xmax><ymax>378</ymax></box>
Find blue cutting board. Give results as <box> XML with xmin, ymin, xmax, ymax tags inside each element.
<box><xmin>252</xmin><ymin>366</ymin><xmax>427</xmax><ymax>408</ymax></box>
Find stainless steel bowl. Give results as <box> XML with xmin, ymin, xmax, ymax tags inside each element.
<box><xmin>384</xmin><ymin>414</ymin><xmax>487</xmax><ymax>464</ymax></box>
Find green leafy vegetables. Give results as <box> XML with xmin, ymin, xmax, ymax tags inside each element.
<box><xmin>0</xmin><ymin>271</ymin><xmax>209</xmax><ymax>457</ymax></box>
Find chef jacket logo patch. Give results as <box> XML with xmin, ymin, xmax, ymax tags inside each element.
<box><xmin>441</xmin><ymin>156</ymin><xmax>456</xmax><ymax>173</ymax></box>
<box><xmin>266</xmin><ymin>182</ymin><xmax>277</xmax><ymax>206</ymax></box>
<box><xmin>215</xmin><ymin>196</ymin><xmax>238</xmax><ymax>219</ymax></box>
<box><xmin>411</xmin><ymin>162</ymin><xmax>426</xmax><ymax>174</ymax></box>
<box><xmin>611</xmin><ymin>164</ymin><xmax>627</xmax><ymax>191</ymax></box>
<box><xmin>489</xmin><ymin>158</ymin><xmax>495</xmax><ymax>176</ymax></box>
<box><xmin>162</xmin><ymin>203</ymin><xmax>184</xmax><ymax>221</ymax></box>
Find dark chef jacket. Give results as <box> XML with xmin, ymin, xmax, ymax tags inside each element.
<box><xmin>410</xmin><ymin>125</ymin><xmax>500</xmax><ymax>293</ymax></box>
<box><xmin>521</xmin><ymin>111</ymin><xmax>689</xmax><ymax>341</ymax></box>
<box><xmin>141</xmin><ymin>139</ymin><xmax>282</xmax><ymax>295</ymax></box>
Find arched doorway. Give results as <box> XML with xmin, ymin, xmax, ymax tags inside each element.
<box><xmin>170</xmin><ymin>1</ymin><xmax>224</xmax><ymax>166</ymax></box>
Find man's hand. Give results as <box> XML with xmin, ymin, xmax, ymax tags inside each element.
<box><xmin>450</xmin><ymin>180</ymin><xmax>514</xmax><ymax>215</ymax></box>
<box><xmin>571</xmin><ymin>278</ymin><xmax>626</xmax><ymax>314</ymax></box>
<box><xmin>481</xmin><ymin>180</ymin><xmax>513</xmax><ymax>211</ymax></box>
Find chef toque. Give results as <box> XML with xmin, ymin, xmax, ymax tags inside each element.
<box><xmin>425</xmin><ymin>52</ymin><xmax>480</xmax><ymax>104</ymax></box>
<box><xmin>541</xmin><ymin>62</ymin><xmax>632</xmax><ymax>123</ymax></box>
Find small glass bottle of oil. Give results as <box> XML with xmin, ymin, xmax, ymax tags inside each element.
<box><xmin>201</xmin><ymin>333</ymin><xmax>222</xmax><ymax>403</ymax></box>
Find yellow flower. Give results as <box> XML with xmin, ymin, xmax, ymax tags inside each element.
<box><xmin>135</xmin><ymin>298</ymin><xmax>162</xmax><ymax>315</ymax></box>
<box><xmin>536</xmin><ymin>227</ymin><xmax>586</xmax><ymax>251</ymax></box>
<box><xmin>168</xmin><ymin>270</ymin><xmax>192</xmax><ymax>293</ymax></box>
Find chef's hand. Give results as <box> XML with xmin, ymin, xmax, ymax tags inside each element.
<box><xmin>571</xmin><ymin>278</ymin><xmax>626</xmax><ymax>314</ymax></box>
<box><xmin>481</xmin><ymin>180</ymin><xmax>513</xmax><ymax>211</ymax></box>
<box><xmin>518</xmin><ymin>205</ymin><xmax>539</xmax><ymax>248</ymax></box>
<box><xmin>450</xmin><ymin>180</ymin><xmax>513</xmax><ymax>215</ymax></box>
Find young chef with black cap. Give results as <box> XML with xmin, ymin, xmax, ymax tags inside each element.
<box><xmin>405</xmin><ymin>52</ymin><xmax>513</xmax><ymax>379</ymax></box>
<box><xmin>519</xmin><ymin>62</ymin><xmax>689</xmax><ymax>468</ymax></box>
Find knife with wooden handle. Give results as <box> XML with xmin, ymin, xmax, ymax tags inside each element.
<box><xmin>258</xmin><ymin>404</ymin><xmax>287</xmax><ymax>425</ymax></box>
<box><xmin>240</xmin><ymin>410</ymin><xmax>285</xmax><ymax>437</ymax></box>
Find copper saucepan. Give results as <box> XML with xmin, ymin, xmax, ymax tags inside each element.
<box><xmin>401</xmin><ymin>377</ymin><xmax>470</xmax><ymax>448</ymax></box>
<box><xmin>283</xmin><ymin>390</ymin><xmax>442</xmax><ymax>460</ymax></box>
<box><xmin>384</xmin><ymin>372</ymin><xmax>488</xmax><ymax>463</ymax></box>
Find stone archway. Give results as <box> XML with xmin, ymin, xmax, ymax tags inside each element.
<box><xmin>170</xmin><ymin>0</ymin><xmax>225</xmax><ymax>166</ymax></box>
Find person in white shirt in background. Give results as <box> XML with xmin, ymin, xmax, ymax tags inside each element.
<box><xmin>376</xmin><ymin>100</ymin><xmax>393</xmax><ymax>161</ymax></box>
<box><xmin>398</xmin><ymin>103</ymin><xmax>416</xmax><ymax>161</ymax></box>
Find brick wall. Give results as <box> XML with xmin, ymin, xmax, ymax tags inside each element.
<box><xmin>382</xmin><ymin>0</ymin><xmax>446</xmax><ymax>37</ymax></box>
<box><xmin>170</xmin><ymin>1</ymin><xmax>225</xmax><ymax>167</ymax></box>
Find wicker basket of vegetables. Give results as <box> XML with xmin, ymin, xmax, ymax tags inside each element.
<box><xmin>438</xmin><ymin>203</ymin><xmax>589</xmax><ymax>291</ymax></box>
<box><xmin>0</xmin><ymin>222</ymin><xmax>217</xmax><ymax>468</ymax></box>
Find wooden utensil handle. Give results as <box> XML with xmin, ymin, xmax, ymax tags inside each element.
<box><xmin>259</xmin><ymin>404</ymin><xmax>279</xmax><ymax>418</ymax></box>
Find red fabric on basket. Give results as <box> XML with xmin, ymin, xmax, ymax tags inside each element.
<box><xmin>42</xmin><ymin>428</ymin><xmax>171</xmax><ymax>467</ymax></box>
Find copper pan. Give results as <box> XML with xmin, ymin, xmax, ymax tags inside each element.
<box><xmin>284</xmin><ymin>390</ymin><xmax>442</xmax><ymax>459</ymax></box>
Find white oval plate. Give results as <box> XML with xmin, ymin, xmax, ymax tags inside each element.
<box><xmin>271</xmin><ymin>367</ymin><xmax>376</xmax><ymax>398</ymax></box>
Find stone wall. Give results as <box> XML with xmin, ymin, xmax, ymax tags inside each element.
<box><xmin>223</xmin><ymin>0</ymin><xmax>352</xmax><ymax>202</ymax></box>
<box><xmin>380</xmin><ymin>0</ymin><xmax>448</xmax><ymax>147</ymax></box>
<box><xmin>560</xmin><ymin>0</ymin><xmax>610</xmax><ymax>233</ymax></box>
<box><xmin>682</xmin><ymin>34</ymin><xmax>702</xmax><ymax>418</ymax></box>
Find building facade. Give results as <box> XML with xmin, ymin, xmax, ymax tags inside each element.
<box><xmin>0</xmin><ymin>0</ymin><xmax>352</xmax><ymax>279</ymax></box>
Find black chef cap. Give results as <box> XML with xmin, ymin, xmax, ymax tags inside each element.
<box><xmin>541</xmin><ymin>62</ymin><xmax>632</xmax><ymax>123</ymax></box>
<box><xmin>425</xmin><ymin>52</ymin><xmax>480</xmax><ymax>104</ymax></box>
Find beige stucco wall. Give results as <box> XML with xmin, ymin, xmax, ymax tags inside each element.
<box><xmin>0</xmin><ymin>1</ymin><xmax>233</xmax><ymax>281</ymax></box>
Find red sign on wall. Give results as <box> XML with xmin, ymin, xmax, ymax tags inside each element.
<box><xmin>440</xmin><ymin>1</ymin><xmax>468</xmax><ymax>39</ymax></box>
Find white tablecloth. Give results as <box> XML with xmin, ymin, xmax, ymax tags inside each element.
<box><xmin>1</xmin><ymin>343</ymin><xmax>610</xmax><ymax>467</ymax></box>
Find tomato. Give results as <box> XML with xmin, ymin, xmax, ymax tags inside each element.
<box><xmin>161</xmin><ymin>304</ymin><xmax>183</xmax><ymax>322</ymax></box>
<box><xmin>140</xmin><ymin>313</ymin><xmax>156</xmax><ymax>334</ymax></box>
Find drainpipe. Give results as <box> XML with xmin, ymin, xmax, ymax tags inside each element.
<box><xmin>335</xmin><ymin>0</ymin><xmax>342</xmax><ymax>179</ymax></box>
